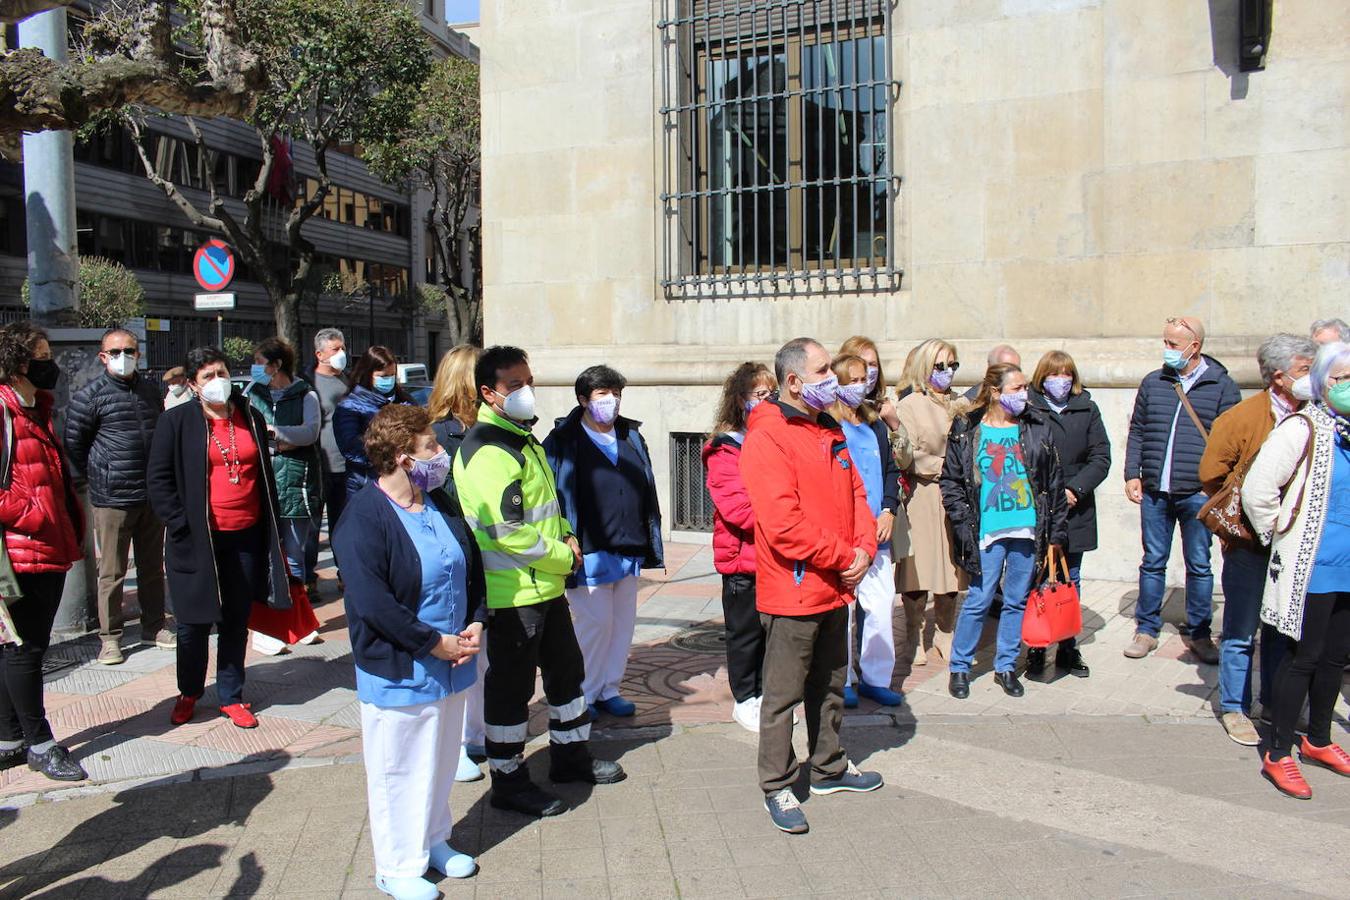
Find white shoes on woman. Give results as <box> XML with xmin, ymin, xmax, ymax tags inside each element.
<box><xmin>374</xmin><ymin>842</ymin><xmax>477</xmax><ymax>900</ymax></box>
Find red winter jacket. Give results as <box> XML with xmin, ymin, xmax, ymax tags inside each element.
<box><xmin>703</xmin><ymin>434</ymin><xmax>755</xmax><ymax>575</ymax></box>
<box><xmin>740</xmin><ymin>400</ymin><xmax>877</xmax><ymax>616</ymax></box>
<box><xmin>0</xmin><ymin>385</ymin><xmax>84</xmax><ymax>574</ymax></box>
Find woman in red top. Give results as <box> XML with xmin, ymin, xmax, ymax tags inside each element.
<box><xmin>148</xmin><ymin>347</ymin><xmax>290</xmax><ymax>729</ymax></box>
<box><xmin>0</xmin><ymin>322</ymin><xmax>87</xmax><ymax>782</ymax></box>
<box><xmin>703</xmin><ymin>362</ymin><xmax>775</xmax><ymax>734</ymax></box>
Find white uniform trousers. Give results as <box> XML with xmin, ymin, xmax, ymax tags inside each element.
<box><xmin>567</xmin><ymin>575</ymin><xmax>639</xmax><ymax>704</ymax></box>
<box><xmin>461</xmin><ymin>631</ymin><xmax>488</xmax><ymax>747</ymax></box>
<box><xmin>847</xmin><ymin>546</ymin><xmax>897</xmax><ymax>688</ymax></box>
<box><xmin>360</xmin><ymin>691</ymin><xmax>466</xmax><ymax>879</ymax></box>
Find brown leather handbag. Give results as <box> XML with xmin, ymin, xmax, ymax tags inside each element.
<box><xmin>1197</xmin><ymin>454</ymin><xmax>1258</xmax><ymax>550</ymax></box>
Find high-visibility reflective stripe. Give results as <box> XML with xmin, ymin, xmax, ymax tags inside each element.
<box><xmin>485</xmin><ymin>722</ymin><xmax>528</xmax><ymax>744</ymax></box>
<box><xmin>549</xmin><ymin>696</ymin><xmax>588</xmax><ymax>723</ymax></box>
<box><xmin>487</xmin><ymin>755</ymin><xmax>521</xmax><ymax>774</ymax></box>
<box><xmin>525</xmin><ymin>499</ymin><xmax>560</xmax><ymax>523</ymax></box>
<box><xmin>482</xmin><ymin>536</ymin><xmax>549</xmax><ymax>571</ymax></box>
<box><xmin>467</xmin><ymin>499</ymin><xmax>563</xmax><ymax>540</ymax></box>
<box><xmin>549</xmin><ymin>724</ymin><xmax>590</xmax><ymax>744</ymax></box>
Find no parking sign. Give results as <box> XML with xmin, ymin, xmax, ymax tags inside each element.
<box><xmin>193</xmin><ymin>239</ymin><xmax>235</xmax><ymax>292</ymax></box>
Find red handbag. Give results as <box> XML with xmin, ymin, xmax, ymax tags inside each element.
<box><xmin>1022</xmin><ymin>546</ymin><xmax>1082</xmax><ymax>649</ymax></box>
<box><xmin>248</xmin><ymin>581</ymin><xmax>321</xmax><ymax>644</ymax></box>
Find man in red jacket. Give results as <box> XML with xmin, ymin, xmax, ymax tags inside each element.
<box><xmin>741</xmin><ymin>337</ymin><xmax>883</xmax><ymax>834</ymax></box>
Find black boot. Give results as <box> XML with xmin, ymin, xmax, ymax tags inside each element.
<box><xmin>27</xmin><ymin>745</ymin><xmax>87</xmax><ymax>782</ymax></box>
<box><xmin>1</xmin><ymin>745</ymin><xmax>26</xmax><ymax>772</ymax></box>
<box><xmin>1055</xmin><ymin>647</ymin><xmax>1090</xmax><ymax>678</ymax></box>
<box><xmin>549</xmin><ymin>742</ymin><xmax>626</xmax><ymax>785</ymax></box>
<box><xmin>489</xmin><ymin>766</ymin><xmax>565</xmax><ymax>817</ymax></box>
<box><xmin>948</xmin><ymin>672</ymin><xmax>970</xmax><ymax>699</ymax></box>
<box><xmin>993</xmin><ymin>671</ymin><xmax>1025</xmax><ymax>698</ymax></box>
<box><xmin>1025</xmin><ymin>647</ymin><xmax>1046</xmax><ymax>676</ymax></box>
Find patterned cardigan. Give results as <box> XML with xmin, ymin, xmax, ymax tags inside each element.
<box><xmin>1242</xmin><ymin>405</ymin><xmax>1338</xmax><ymax>640</ymax></box>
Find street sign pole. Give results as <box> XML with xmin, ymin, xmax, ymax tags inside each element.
<box><xmin>217</xmin><ymin>313</ymin><xmax>224</xmax><ymax>350</ymax></box>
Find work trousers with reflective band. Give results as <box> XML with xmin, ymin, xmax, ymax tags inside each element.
<box><xmin>360</xmin><ymin>691</ymin><xmax>466</xmax><ymax>879</ymax></box>
<box><xmin>847</xmin><ymin>547</ymin><xmax>896</xmax><ymax>688</ymax></box>
<box><xmin>567</xmin><ymin>575</ymin><xmax>639</xmax><ymax>704</ymax></box>
<box><xmin>483</xmin><ymin>596</ymin><xmax>590</xmax><ymax>774</ymax></box>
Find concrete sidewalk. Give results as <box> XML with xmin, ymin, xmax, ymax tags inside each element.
<box><xmin>2</xmin><ymin>715</ymin><xmax>1348</xmax><ymax>899</ymax></box>
<box><xmin>3</xmin><ymin>539</ymin><xmax>1347</xmax><ymax>806</ymax></box>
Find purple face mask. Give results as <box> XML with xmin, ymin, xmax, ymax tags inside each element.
<box><xmin>587</xmin><ymin>395</ymin><xmax>619</xmax><ymax>426</ymax></box>
<box><xmin>836</xmin><ymin>382</ymin><xmax>868</xmax><ymax>408</ymax></box>
<box><xmin>800</xmin><ymin>374</ymin><xmax>839</xmax><ymax>411</ymax></box>
<box><xmin>928</xmin><ymin>368</ymin><xmax>955</xmax><ymax>392</ymax></box>
<box><xmin>406</xmin><ymin>449</ymin><xmax>451</xmax><ymax>492</ymax></box>
<box><xmin>999</xmin><ymin>391</ymin><xmax>1028</xmax><ymax>417</ymax></box>
<box><xmin>1042</xmin><ymin>375</ymin><xmax>1073</xmax><ymax>403</ymax></box>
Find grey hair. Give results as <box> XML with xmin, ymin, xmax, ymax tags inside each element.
<box><xmin>1311</xmin><ymin>341</ymin><xmax>1350</xmax><ymax>404</ymax></box>
<box><xmin>774</xmin><ymin>337</ymin><xmax>823</xmax><ymax>387</ymax></box>
<box><xmin>987</xmin><ymin>344</ymin><xmax>1019</xmax><ymax>366</ymax></box>
<box><xmin>1311</xmin><ymin>318</ymin><xmax>1350</xmax><ymax>343</ymax></box>
<box><xmin>1256</xmin><ymin>333</ymin><xmax>1317</xmax><ymax>385</ymax></box>
<box><xmin>313</xmin><ymin>327</ymin><xmax>345</xmax><ymax>352</ymax></box>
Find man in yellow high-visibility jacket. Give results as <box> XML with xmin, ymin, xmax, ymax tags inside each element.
<box><xmin>452</xmin><ymin>346</ymin><xmax>626</xmax><ymax>817</ymax></box>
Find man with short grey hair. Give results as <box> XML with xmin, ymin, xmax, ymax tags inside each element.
<box><xmin>1311</xmin><ymin>318</ymin><xmax>1349</xmax><ymax>346</ymax></box>
<box><xmin>742</xmin><ymin>337</ymin><xmax>882</xmax><ymax>834</ymax></box>
<box><xmin>1199</xmin><ymin>333</ymin><xmax>1315</xmax><ymax>745</ymax></box>
<box><xmin>307</xmin><ymin>327</ymin><xmax>350</xmax><ymax>595</ymax></box>
<box><xmin>964</xmin><ymin>344</ymin><xmax>1021</xmax><ymax>401</ymax></box>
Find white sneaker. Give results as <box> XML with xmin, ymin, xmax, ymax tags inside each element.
<box><xmin>250</xmin><ymin>632</ymin><xmax>286</xmax><ymax>656</ymax></box>
<box><xmin>454</xmin><ymin>745</ymin><xmax>484</xmax><ymax>782</ymax></box>
<box><xmin>732</xmin><ymin>697</ymin><xmax>760</xmax><ymax>733</ymax></box>
<box><xmin>296</xmin><ymin>630</ymin><xmax>320</xmax><ymax>645</ymax></box>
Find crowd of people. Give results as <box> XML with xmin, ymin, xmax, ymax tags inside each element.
<box><xmin>0</xmin><ymin>315</ymin><xmax>1345</xmax><ymax>896</ymax></box>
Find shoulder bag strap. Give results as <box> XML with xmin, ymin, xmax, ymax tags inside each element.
<box><xmin>1277</xmin><ymin>416</ymin><xmax>1318</xmax><ymax>536</ymax></box>
<box><xmin>0</xmin><ymin>401</ymin><xmax>13</xmax><ymax>491</ymax></box>
<box><xmin>1173</xmin><ymin>383</ymin><xmax>1209</xmax><ymax>444</ymax></box>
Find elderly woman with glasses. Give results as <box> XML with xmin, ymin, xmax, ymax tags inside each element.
<box><xmin>1243</xmin><ymin>341</ymin><xmax>1350</xmax><ymax>800</ymax></box>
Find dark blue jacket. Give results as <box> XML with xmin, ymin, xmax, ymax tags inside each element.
<box><xmin>1124</xmin><ymin>356</ymin><xmax>1241</xmax><ymax>495</ymax></box>
<box><xmin>543</xmin><ymin>406</ymin><xmax>664</xmax><ymax>589</ymax></box>
<box><xmin>332</xmin><ymin>481</ymin><xmax>487</xmax><ymax>682</ymax></box>
<box><xmin>334</xmin><ymin>386</ymin><xmax>410</xmax><ymax>495</ymax></box>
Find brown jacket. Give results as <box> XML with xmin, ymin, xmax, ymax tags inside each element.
<box><xmin>1198</xmin><ymin>390</ymin><xmax>1276</xmax><ymax>496</ymax></box>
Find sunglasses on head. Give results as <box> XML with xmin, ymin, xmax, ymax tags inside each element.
<box><xmin>1165</xmin><ymin>317</ymin><xmax>1198</xmax><ymax>341</ymax></box>
<box><xmin>933</xmin><ymin>361</ymin><xmax>960</xmax><ymax>373</ymax></box>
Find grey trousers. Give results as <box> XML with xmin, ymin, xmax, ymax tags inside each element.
<box><xmin>758</xmin><ymin>605</ymin><xmax>849</xmax><ymax>794</ymax></box>
<box><xmin>94</xmin><ymin>504</ymin><xmax>170</xmax><ymax>640</ymax></box>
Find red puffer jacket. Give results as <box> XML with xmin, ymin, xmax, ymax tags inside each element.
<box><xmin>703</xmin><ymin>434</ymin><xmax>755</xmax><ymax>575</ymax></box>
<box><xmin>0</xmin><ymin>385</ymin><xmax>83</xmax><ymax>573</ymax></box>
<box><xmin>740</xmin><ymin>400</ymin><xmax>877</xmax><ymax>616</ymax></box>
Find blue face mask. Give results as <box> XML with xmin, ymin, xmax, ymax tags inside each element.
<box><xmin>1163</xmin><ymin>347</ymin><xmax>1192</xmax><ymax>371</ymax></box>
<box><xmin>373</xmin><ymin>375</ymin><xmax>397</xmax><ymax>395</ymax></box>
<box><xmin>250</xmin><ymin>363</ymin><xmax>271</xmax><ymax>387</ymax></box>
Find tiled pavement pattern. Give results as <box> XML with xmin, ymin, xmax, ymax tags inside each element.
<box><xmin>2</xmin><ymin>716</ymin><xmax>1348</xmax><ymax>898</ymax></box>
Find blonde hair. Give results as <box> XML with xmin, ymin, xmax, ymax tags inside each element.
<box><xmin>427</xmin><ymin>344</ymin><xmax>483</xmax><ymax>428</ymax></box>
<box><xmin>1031</xmin><ymin>350</ymin><xmax>1083</xmax><ymax>397</ymax></box>
<box><xmin>900</xmin><ymin>338</ymin><xmax>959</xmax><ymax>396</ymax></box>
<box><xmin>829</xmin><ymin>353</ymin><xmax>876</xmax><ymax>424</ymax></box>
<box><xmin>839</xmin><ymin>335</ymin><xmax>886</xmax><ymax>405</ymax></box>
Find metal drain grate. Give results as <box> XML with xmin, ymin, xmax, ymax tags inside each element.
<box><xmin>667</xmin><ymin>624</ymin><xmax>727</xmax><ymax>654</ymax></box>
<box><xmin>41</xmin><ymin>657</ymin><xmax>80</xmax><ymax>677</ymax></box>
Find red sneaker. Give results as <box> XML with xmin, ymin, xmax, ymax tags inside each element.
<box><xmin>170</xmin><ymin>695</ymin><xmax>197</xmax><ymax>726</ymax></box>
<box><xmin>220</xmin><ymin>703</ymin><xmax>258</xmax><ymax>729</ymax></box>
<box><xmin>1262</xmin><ymin>752</ymin><xmax>1312</xmax><ymax>799</ymax></box>
<box><xmin>1300</xmin><ymin>737</ymin><xmax>1350</xmax><ymax>776</ymax></box>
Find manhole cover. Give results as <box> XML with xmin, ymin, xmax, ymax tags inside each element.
<box><xmin>667</xmin><ymin>624</ymin><xmax>726</xmax><ymax>654</ymax></box>
<box><xmin>41</xmin><ymin>658</ymin><xmax>79</xmax><ymax>676</ymax></box>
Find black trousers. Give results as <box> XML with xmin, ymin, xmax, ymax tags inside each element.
<box><xmin>721</xmin><ymin>574</ymin><xmax>764</xmax><ymax>703</ymax></box>
<box><xmin>176</xmin><ymin>525</ymin><xmax>265</xmax><ymax>706</ymax></box>
<box><xmin>483</xmin><ymin>595</ymin><xmax>590</xmax><ymax>775</ymax></box>
<box><xmin>0</xmin><ymin>572</ymin><xmax>66</xmax><ymax>746</ymax></box>
<box><xmin>1271</xmin><ymin>591</ymin><xmax>1350</xmax><ymax>758</ymax></box>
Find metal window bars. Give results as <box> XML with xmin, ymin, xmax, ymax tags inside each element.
<box><xmin>670</xmin><ymin>432</ymin><xmax>716</xmax><ymax>531</ymax></box>
<box><xmin>659</xmin><ymin>0</ymin><xmax>901</xmax><ymax>300</ymax></box>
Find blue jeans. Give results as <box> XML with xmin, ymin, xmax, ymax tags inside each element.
<box><xmin>950</xmin><ymin>539</ymin><xmax>1036</xmax><ymax>674</ymax></box>
<box><xmin>304</xmin><ymin>471</ymin><xmax>348</xmax><ymax>582</ymax></box>
<box><xmin>1135</xmin><ymin>490</ymin><xmax>1214</xmax><ymax>640</ymax></box>
<box><xmin>280</xmin><ymin>517</ymin><xmax>314</xmax><ymax>582</ymax></box>
<box><xmin>1218</xmin><ymin>545</ymin><xmax>1283</xmax><ymax>713</ymax></box>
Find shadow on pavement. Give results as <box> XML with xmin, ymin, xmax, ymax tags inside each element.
<box><xmin>0</xmin><ymin>751</ymin><xmax>291</xmax><ymax>900</ymax></box>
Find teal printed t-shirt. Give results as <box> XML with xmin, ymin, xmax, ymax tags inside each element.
<box><xmin>977</xmin><ymin>423</ymin><xmax>1036</xmax><ymax>549</ymax></box>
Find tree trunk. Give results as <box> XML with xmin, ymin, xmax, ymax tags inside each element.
<box><xmin>275</xmin><ymin>289</ymin><xmax>301</xmax><ymax>350</ymax></box>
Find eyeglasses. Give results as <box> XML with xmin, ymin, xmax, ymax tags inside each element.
<box><xmin>1330</xmin><ymin>372</ymin><xmax>1350</xmax><ymax>385</ymax></box>
<box><xmin>747</xmin><ymin>388</ymin><xmax>772</xmax><ymax>400</ymax></box>
<box><xmin>933</xmin><ymin>361</ymin><xmax>960</xmax><ymax>373</ymax></box>
<box><xmin>103</xmin><ymin>348</ymin><xmax>138</xmax><ymax>358</ymax></box>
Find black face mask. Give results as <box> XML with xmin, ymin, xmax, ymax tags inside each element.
<box><xmin>26</xmin><ymin>358</ymin><xmax>60</xmax><ymax>391</ymax></box>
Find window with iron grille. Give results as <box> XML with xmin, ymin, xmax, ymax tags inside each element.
<box><xmin>670</xmin><ymin>432</ymin><xmax>715</xmax><ymax>532</ymax></box>
<box><xmin>659</xmin><ymin>1</ymin><xmax>900</xmax><ymax>299</ymax></box>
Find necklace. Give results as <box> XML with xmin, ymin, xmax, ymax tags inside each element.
<box><xmin>207</xmin><ymin>414</ymin><xmax>242</xmax><ymax>485</ymax></box>
<box><xmin>378</xmin><ymin>481</ymin><xmax>422</xmax><ymax>511</ymax></box>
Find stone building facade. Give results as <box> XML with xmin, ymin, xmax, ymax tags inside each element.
<box><xmin>479</xmin><ymin>0</ymin><xmax>1348</xmax><ymax>581</ymax></box>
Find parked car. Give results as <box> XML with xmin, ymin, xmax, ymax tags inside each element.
<box><xmin>398</xmin><ymin>363</ymin><xmax>432</xmax><ymax>406</ymax></box>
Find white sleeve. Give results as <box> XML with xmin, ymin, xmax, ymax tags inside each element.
<box><xmin>1242</xmin><ymin>416</ymin><xmax>1312</xmax><ymax>544</ymax></box>
<box><xmin>271</xmin><ymin>392</ymin><xmax>322</xmax><ymax>447</ymax></box>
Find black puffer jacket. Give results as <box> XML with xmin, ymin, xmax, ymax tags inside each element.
<box><xmin>64</xmin><ymin>371</ymin><xmax>163</xmax><ymax>509</ymax></box>
<box><xmin>939</xmin><ymin>407</ymin><xmax>1069</xmax><ymax>580</ymax></box>
<box><xmin>1124</xmin><ymin>356</ymin><xmax>1240</xmax><ymax>494</ymax></box>
<box><xmin>1029</xmin><ymin>388</ymin><xmax>1112</xmax><ymax>554</ymax></box>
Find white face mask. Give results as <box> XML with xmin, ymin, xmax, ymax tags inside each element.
<box><xmin>1290</xmin><ymin>374</ymin><xmax>1313</xmax><ymax>403</ymax></box>
<box><xmin>168</xmin><ymin>383</ymin><xmax>189</xmax><ymax>398</ymax></box>
<box><xmin>326</xmin><ymin>349</ymin><xmax>347</xmax><ymax>372</ymax></box>
<box><xmin>497</xmin><ymin>385</ymin><xmax>536</xmax><ymax>422</ymax></box>
<box><xmin>200</xmin><ymin>375</ymin><xmax>232</xmax><ymax>406</ymax></box>
<box><xmin>106</xmin><ymin>353</ymin><xmax>136</xmax><ymax>378</ymax></box>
